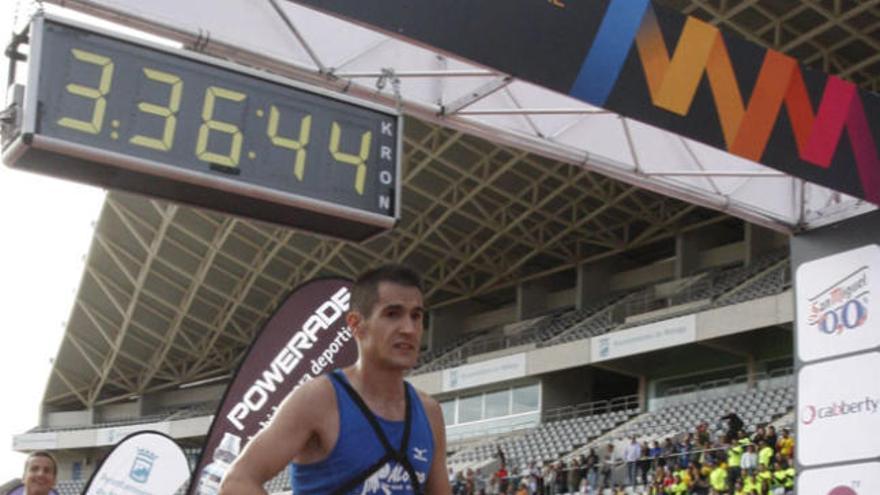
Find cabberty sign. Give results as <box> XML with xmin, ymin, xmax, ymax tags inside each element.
<box><xmin>188</xmin><ymin>278</ymin><xmax>358</xmax><ymax>495</ymax></box>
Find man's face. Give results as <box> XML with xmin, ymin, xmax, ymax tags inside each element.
<box><xmin>351</xmin><ymin>281</ymin><xmax>424</xmax><ymax>370</ymax></box>
<box><xmin>24</xmin><ymin>455</ymin><xmax>56</xmax><ymax>495</ymax></box>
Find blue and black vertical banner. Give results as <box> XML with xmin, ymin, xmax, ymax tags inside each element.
<box><xmin>291</xmin><ymin>0</ymin><xmax>880</xmax><ymax>205</ymax></box>
<box><xmin>188</xmin><ymin>277</ymin><xmax>358</xmax><ymax>494</ymax></box>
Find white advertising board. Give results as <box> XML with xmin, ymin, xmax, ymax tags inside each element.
<box><xmin>12</xmin><ymin>432</ymin><xmax>57</xmax><ymax>450</ymax></box>
<box><xmin>85</xmin><ymin>431</ymin><xmax>190</xmax><ymax>495</ymax></box>
<box><xmin>590</xmin><ymin>315</ymin><xmax>696</xmax><ymax>363</ymax></box>
<box><xmin>797</xmin><ymin>462</ymin><xmax>880</xmax><ymax>495</ymax></box>
<box><xmin>442</xmin><ymin>353</ymin><xmax>526</xmax><ymax>392</ymax></box>
<box><xmin>797</xmin><ymin>352</ymin><xmax>880</xmax><ymax>466</ymax></box>
<box><xmin>796</xmin><ymin>244</ymin><xmax>880</xmax><ymax>363</ymax></box>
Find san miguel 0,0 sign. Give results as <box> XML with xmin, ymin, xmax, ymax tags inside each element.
<box><xmin>1</xmin><ymin>15</ymin><xmax>401</xmax><ymax>241</ymax></box>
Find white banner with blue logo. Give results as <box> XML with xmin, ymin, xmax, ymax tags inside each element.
<box><xmin>84</xmin><ymin>431</ymin><xmax>190</xmax><ymax>495</ymax></box>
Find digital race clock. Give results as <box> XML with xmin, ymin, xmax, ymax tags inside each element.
<box><xmin>2</xmin><ymin>15</ymin><xmax>401</xmax><ymax>241</ymax></box>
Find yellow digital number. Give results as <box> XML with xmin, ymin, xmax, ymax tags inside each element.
<box><xmin>57</xmin><ymin>48</ymin><xmax>114</xmax><ymax>134</ymax></box>
<box><xmin>267</xmin><ymin>106</ymin><xmax>311</xmax><ymax>180</ymax></box>
<box><xmin>129</xmin><ymin>68</ymin><xmax>182</xmax><ymax>151</ymax></box>
<box><xmin>329</xmin><ymin>122</ymin><xmax>372</xmax><ymax>195</ymax></box>
<box><xmin>195</xmin><ymin>86</ymin><xmax>246</xmax><ymax>167</ymax></box>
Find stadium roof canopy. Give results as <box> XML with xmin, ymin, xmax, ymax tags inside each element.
<box><xmin>27</xmin><ymin>0</ymin><xmax>879</xmax><ymax>408</ymax></box>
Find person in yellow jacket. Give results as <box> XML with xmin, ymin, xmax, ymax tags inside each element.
<box><xmin>727</xmin><ymin>431</ymin><xmax>750</xmax><ymax>488</ymax></box>
<box><xmin>757</xmin><ymin>440</ymin><xmax>774</xmax><ymax>469</ymax></box>
<box><xmin>776</xmin><ymin>429</ymin><xmax>794</xmax><ymax>460</ymax></box>
<box><xmin>770</xmin><ymin>461</ymin><xmax>788</xmax><ymax>495</ymax></box>
<box><xmin>782</xmin><ymin>462</ymin><xmax>795</xmax><ymax>493</ymax></box>
<box><xmin>667</xmin><ymin>473</ymin><xmax>688</xmax><ymax>495</ymax></box>
<box><xmin>741</xmin><ymin>473</ymin><xmax>760</xmax><ymax>495</ymax></box>
<box><xmin>710</xmin><ymin>461</ymin><xmax>729</xmax><ymax>494</ymax></box>
<box><xmin>756</xmin><ymin>464</ymin><xmax>772</xmax><ymax>495</ymax></box>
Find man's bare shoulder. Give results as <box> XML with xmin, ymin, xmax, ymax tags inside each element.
<box><xmin>276</xmin><ymin>375</ymin><xmax>336</xmax><ymax>422</ymax></box>
<box><xmin>414</xmin><ymin>387</ymin><xmax>443</xmax><ymax>421</ymax></box>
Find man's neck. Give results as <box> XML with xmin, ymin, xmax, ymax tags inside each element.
<box><xmin>343</xmin><ymin>363</ymin><xmax>407</xmax><ymax>416</ymax></box>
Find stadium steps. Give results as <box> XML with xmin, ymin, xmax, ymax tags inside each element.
<box><xmin>714</xmin><ymin>257</ymin><xmax>791</xmax><ymax>307</ymax></box>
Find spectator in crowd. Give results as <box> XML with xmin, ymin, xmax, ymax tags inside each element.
<box><xmin>637</xmin><ymin>440</ymin><xmax>653</xmax><ymax>486</ymax></box>
<box><xmin>648</xmin><ymin>440</ymin><xmax>662</xmax><ymax>472</ymax></box>
<box><xmin>540</xmin><ymin>463</ymin><xmax>553</xmax><ymax>495</ymax></box>
<box><xmin>751</xmin><ymin>425</ymin><xmax>766</xmax><ymax>446</ymax></box>
<box><xmin>555</xmin><ymin>461</ymin><xmax>567</xmax><ymax>495</ymax></box>
<box><xmin>567</xmin><ymin>456</ymin><xmax>581</xmax><ymax>494</ymax></box>
<box><xmin>740</xmin><ymin>443</ymin><xmax>758</xmax><ymax>477</ymax></box>
<box><xmin>756</xmin><ymin>463</ymin><xmax>772</xmax><ymax>494</ymax></box>
<box><xmin>709</xmin><ymin>460</ymin><xmax>728</xmax><ymax>495</ymax></box>
<box><xmin>497</xmin><ymin>462</ymin><xmax>509</xmax><ymax>494</ymax></box>
<box><xmin>487</xmin><ymin>471</ymin><xmax>502</xmax><ymax>495</ymax></box>
<box><xmin>9</xmin><ymin>451</ymin><xmax>58</xmax><ymax>495</ymax></box>
<box><xmin>721</xmin><ymin>412</ymin><xmax>744</xmax><ymax>443</ymax></box>
<box><xmin>660</xmin><ymin>437</ymin><xmax>676</xmax><ymax>468</ymax></box>
<box><xmin>764</xmin><ymin>426</ymin><xmax>778</xmax><ymax>455</ymax></box>
<box><xmin>770</xmin><ymin>460</ymin><xmax>787</xmax><ymax>495</ymax></box>
<box><xmin>757</xmin><ymin>439</ymin><xmax>774</xmax><ymax>470</ymax></box>
<box><xmin>688</xmin><ymin>462</ymin><xmax>710</xmax><ymax>495</ymax></box>
<box><xmin>496</xmin><ymin>445</ymin><xmax>507</xmax><ymax>466</ymax></box>
<box><xmin>475</xmin><ymin>468</ymin><xmax>487</xmax><ymax>495</ymax></box>
<box><xmin>600</xmin><ymin>443</ymin><xmax>615</xmax><ymax>490</ymax></box>
<box><xmin>584</xmin><ymin>447</ymin><xmax>599</xmax><ymax>492</ymax></box>
<box><xmin>624</xmin><ymin>436</ymin><xmax>642</xmax><ymax>486</ymax></box>
<box><xmin>776</xmin><ymin>428</ymin><xmax>794</xmax><ymax>460</ymax></box>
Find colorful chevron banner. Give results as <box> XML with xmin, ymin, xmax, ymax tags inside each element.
<box><xmin>292</xmin><ymin>0</ymin><xmax>880</xmax><ymax>205</ymax></box>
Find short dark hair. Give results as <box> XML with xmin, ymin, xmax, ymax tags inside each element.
<box><xmin>350</xmin><ymin>264</ymin><xmax>422</xmax><ymax>316</ymax></box>
<box><xmin>25</xmin><ymin>451</ymin><xmax>57</xmax><ymax>476</ymax></box>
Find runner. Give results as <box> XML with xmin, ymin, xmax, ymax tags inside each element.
<box><xmin>219</xmin><ymin>265</ymin><xmax>450</xmax><ymax>494</ymax></box>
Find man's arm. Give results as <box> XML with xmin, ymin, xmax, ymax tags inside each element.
<box><xmin>218</xmin><ymin>377</ymin><xmax>333</xmax><ymax>495</ymax></box>
<box><xmin>418</xmin><ymin>391</ymin><xmax>452</xmax><ymax>495</ymax></box>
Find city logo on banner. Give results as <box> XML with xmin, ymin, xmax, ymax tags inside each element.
<box><xmin>807</xmin><ymin>266</ymin><xmax>869</xmax><ymax>336</ymax></box>
<box><xmin>128</xmin><ymin>448</ymin><xmax>158</xmax><ymax>483</ymax></box>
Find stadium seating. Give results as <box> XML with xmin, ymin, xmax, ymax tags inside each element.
<box><xmin>413</xmin><ymin>251</ymin><xmax>791</xmax><ymax>372</ymax></box>
<box><xmin>612</xmin><ymin>375</ymin><xmax>794</xmax><ymax>444</ymax></box>
<box><xmin>448</xmin><ymin>399</ymin><xmax>640</xmax><ymax>471</ymax></box>
<box><xmin>54</xmin><ymin>480</ymin><xmax>86</xmax><ymax>495</ymax></box>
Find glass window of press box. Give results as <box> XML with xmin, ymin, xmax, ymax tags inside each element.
<box><xmin>440</xmin><ymin>383</ymin><xmax>541</xmax><ymax>441</ymax></box>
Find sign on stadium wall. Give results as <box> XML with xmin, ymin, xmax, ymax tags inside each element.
<box><xmin>188</xmin><ymin>278</ymin><xmax>358</xmax><ymax>495</ymax></box>
<box><xmin>795</xmin><ymin>245</ymin><xmax>879</xmax><ymax>363</ymax></box>
<box><xmin>441</xmin><ymin>353</ymin><xmax>526</xmax><ymax>392</ymax></box>
<box><xmin>792</xmin><ymin>214</ymin><xmax>880</xmax><ymax>485</ymax></box>
<box><xmin>12</xmin><ymin>432</ymin><xmax>57</xmax><ymax>451</ymax></box>
<box><xmin>83</xmin><ymin>431</ymin><xmax>190</xmax><ymax>495</ymax></box>
<box><xmin>590</xmin><ymin>314</ymin><xmax>696</xmax><ymax>363</ymax></box>
<box><xmin>797</xmin><ymin>462</ymin><xmax>880</xmax><ymax>495</ymax></box>
<box><xmin>292</xmin><ymin>0</ymin><xmax>880</xmax><ymax>206</ymax></box>
<box><xmin>796</xmin><ymin>352</ymin><xmax>880</xmax><ymax>466</ymax></box>
<box><xmin>96</xmin><ymin>422</ymin><xmax>171</xmax><ymax>447</ymax></box>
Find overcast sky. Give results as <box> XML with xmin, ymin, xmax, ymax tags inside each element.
<box><xmin>0</xmin><ymin>0</ymin><xmax>106</xmax><ymax>481</ymax></box>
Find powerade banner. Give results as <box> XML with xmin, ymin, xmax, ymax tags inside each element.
<box><xmin>83</xmin><ymin>431</ymin><xmax>190</xmax><ymax>495</ymax></box>
<box><xmin>188</xmin><ymin>278</ymin><xmax>358</xmax><ymax>494</ymax></box>
<box><xmin>291</xmin><ymin>0</ymin><xmax>880</xmax><ymax>205</ymax></box>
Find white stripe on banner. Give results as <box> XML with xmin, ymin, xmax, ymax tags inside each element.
<box><xmin>84</xmin><ymin>431</ymin><xmax>190</xmax><ymax>495</ymax></box>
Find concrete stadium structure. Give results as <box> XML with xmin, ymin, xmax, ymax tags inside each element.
<box><xmin>6</xmin><ymin>0</ymin><xmax>880</xmax><ymax>492</ymax></box>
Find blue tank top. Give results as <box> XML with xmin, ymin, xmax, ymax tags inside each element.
<box><xmin>289</xmin><ymin>370</ymin><xmax>435</xmax><ymax>495</ymax></box>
